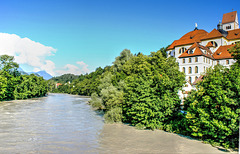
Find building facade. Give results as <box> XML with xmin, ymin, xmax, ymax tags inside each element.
<box><xmin>167</xmin><ymin>11</ymin><xmax>240</xmax><ymax>84</ymax></box>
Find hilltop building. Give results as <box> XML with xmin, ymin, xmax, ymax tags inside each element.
<box><xmin>167</xmin><ymin>11</ymin><xmax>240</xmax><ymax>85</ymax></box>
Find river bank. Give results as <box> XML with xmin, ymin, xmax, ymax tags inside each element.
<box><xmin>98</xmin><ymin>123</ymin><xmax>238</xmax><ymax>153</ymax></box>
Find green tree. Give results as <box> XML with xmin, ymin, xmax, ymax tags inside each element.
<box><xmin>113</xmin><ymin>49</ymin><xmax>133</xmax><ymax>72</ymax></box>
<box><xmin>229</xmin><ymin>42</ymin><xmax>240</xmax><ymax>65</ymax></box>
<box><xmin>0</xmin><ymin>55</ymin><xmax>19</xmax><ymax>75</ymax></box>
<box><xmin>122</xmin><ymin>51</ymin><xmax>185</xmax><ymax>130</ymax></box>
<box><xmin>50</xmin><ymin>73</ymin><xmax>79</xmax><ymax>83</ymax></box>
<box><xmin>89</xmin><ymin>92</ymin><xmax>104</xmax><ymax>110</ymax></box>
<box><xmin>0</xmin><ymin>74</ymin><xmax>8</xmax><ymax>100</ymax></box>
<box><xmin>92</xmin><ymin>72</ymin><xmax>124</xmax><ymax>123</ymax></box>
<box><xmin>157</xmin><ymin>46</ymin><xmax>169</xmax><ymax>58</ymax></box>
<box><xmin>184</xmin><ymin>65</ymin><xmax>240</xmax><ymax>149</ymax></box>
<box><xmin>14</xmin><ymin>74</ymin><xmax>48</xmax><ymax>99</ymax></box>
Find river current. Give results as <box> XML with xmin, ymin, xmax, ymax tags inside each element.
<box><xmin>0</xmin><ymin>94</ymin><xmax>103</xmax><ymax>153</ymax></box>
<box><xmin>0</xmin><ymin>93</ymin><xmax>235</xmax><ymax>153</ymax></box>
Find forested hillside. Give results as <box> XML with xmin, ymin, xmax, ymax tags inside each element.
<box><xmin>50</xmin><ymin>74</ymin><xmax>79</xmax><ymax>83</ymax></box>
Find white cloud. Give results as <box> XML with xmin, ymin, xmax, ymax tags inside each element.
<box><xmin>0</xmin><ymin>33</ymin><xmax>56</xmax><ymax>75</ymax></box>
<box><xmin>76</xmin><ymin>61</ymin><xmax>89</xmax><ymax>73</ymax></box>
<box><xmin>39</xmin><ymin>60</ymin><xmax>56</xmax><ymax>76</ymax></box>
<box><xmin>56</xmin><ymin>61</ymin><xmax>90</xmax><ymax>75</ymax></box>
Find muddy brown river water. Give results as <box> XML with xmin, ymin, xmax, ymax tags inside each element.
<box><xmin>0</xmin><ymin>93</ymin><xmax>237</xmax><ymax>153</ymax></box>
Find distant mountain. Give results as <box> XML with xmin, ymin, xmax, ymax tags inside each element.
<box><xmin>28</xmin><ymin>70</ymin><xmax>52</xmax><ymax>80</ymax></box>
<box><xmin>17</xmin><ymin>67</ymin><xmax>28</xmax><ymax>75</ymax></box>
<box><xmin>34</xmin><ymin>71</ymin><xmax>52</xmax><ymax>80</ymax></box>
<box><xmin>17</xmin><ymin>67</ymin><xmax>52</xmax><ymax>80</ymax></box>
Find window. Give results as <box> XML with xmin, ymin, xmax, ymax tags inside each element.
<box><xmin>226</xmin><ymin>25</ymin><xmax>231</xmax><ymax>30</ymax></box>
<box><xmin>179</xmin><ymin>47</ymin><xmax>187</xmax><ymax>54</ymax></box>
<box><xmin>204</xmin><ymin>66</ymin><xmax>205</xmax><ymax>72</ymax></box>
<box><xmin>183</xmin><ymin>59</ymin><xmax>185</xmax><ymax>63</ymax></box>
<box><xmin>189</xmin><ymin>49</ymin><xmax>194</xmax><ymax>54</ymax></box>
<box><xmin>182</xmin><ymin>67</ymin><xmax>185</xmax><ymax>73</ymax></box>
<box><xmin>189</xmin><ymin>67</ymin><xmax>192</xmax><ymax>74</ymax></box>
<box><xmin>226</xmin><ymin>60</ymin><xmax>229</xmax><ymax>65</ymax></box>
<box><xmin>195</xmin><ymin>66</ymin><xmax>198</xmax><ymax>73</ymax></box>
<box><xmin>217</xmin><ymin>60</ymin><xmax>219</xmax><ymax>64</ymax></box>
<box><xmin>195</xmin><ymin>57</ymin><xmax>198</xmax><ymax>62</ymax></box>
<box><xmin>195</xmin><ymin>76</ymin><xmax>198</xmax><ymax>81</ymax></box>
<box><xmin>189</xmin><ymin>77</ymin><xmax>192</xmax><ymax>83</ymax></box>
<box><xmin>210</xmin><ymin>41</ymin><xmax>218</xmax><ymax>48</ymax></box>
<box><xmin>203</xmin><ymin>57</ymin><xmax>205</xmax><ymax>63</ymax></box>
<box><xmin>189</xmin><ymin>58</ymin><xmax>192</xmax><ymax>63</ymax></box>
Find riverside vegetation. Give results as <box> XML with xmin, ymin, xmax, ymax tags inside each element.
<box><xmin>0</xmin><ymin>55</ymin><xmax>48</xmax><ymax>101</ymax></box>
<box><xmin>49</xmin><ymin>44</ymin><xmax>239</xmax><ymax>150</ymax></box>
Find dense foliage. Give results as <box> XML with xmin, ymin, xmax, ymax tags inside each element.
<box><xmin>122</xmin><ymin>52</ymin><xmax>185</xmax><ymax>130</ymax></box>
<box><xmin>51</xmin><ymin>45</ymin><xmax>239</xmax><ymax>149</ymax></box>
<box><xmin>50</xmin><ymin>73</ymin><xmax>79</xmax><ymax>83</ymax></box>
<box><xmin>14</xmin><ymin>74</ymin><xmax>48</xmax><ymax>99</ymax></box>
<box><xmin>53</xmin><ymin>49</ymin><xmax>185</xmax><ymax>127</ymax></box>
<box><xmin>184</xmin><ymin>64</ymin><xmax>239</xmax><ymax>149</ymax></box>
<box><xmin>229</xmin><ymin>42</ymin><xmax>240</xmax><ymax>64</ymax></box>
<box><xmin>0</xmin><ymin>55</ymin><xmax>48</xmax><ymax>101</ymax></box>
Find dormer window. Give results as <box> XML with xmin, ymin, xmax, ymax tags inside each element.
<box><xmin>210</xmin><ymin>41</ymin><xmax>218</xmax><ymax>48</ymax></box>
<box><xmin>188</xmin><ymin>49</ymin><xmax>194</xmax><ymax>54</ymax></box>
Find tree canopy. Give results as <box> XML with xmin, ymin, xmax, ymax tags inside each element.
<box><xmin>0</xmin><ymin>55</ymin><xmax>48</xmax><ymax>101</ymax></box>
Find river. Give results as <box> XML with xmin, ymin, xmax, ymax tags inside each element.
<box><xmin>0</xmin><ymin>94</ymin><xmax>237</xmax><ymax>153</ymax></box>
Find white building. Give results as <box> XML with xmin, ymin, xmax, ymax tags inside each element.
<box><xmin>167</xmin><ymin>11</ymin><xmax>240</xmax><ymax>85</ymax></box>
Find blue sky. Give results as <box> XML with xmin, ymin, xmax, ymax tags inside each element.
<box><xmin>0</xmin><ymin>0</ymin><xmax>239</xmax><ymax>76</ymax></box>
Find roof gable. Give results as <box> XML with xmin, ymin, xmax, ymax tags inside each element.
<box><xmin>226</xmin><ymin>29</ymin><xmax>240</xmax><ymax>40</ymax></box>
<box><xmin>222</xmin><ymin>11</ymin><xmax>237</xmax><ymax>24</ymax></box>
<box><xmin>213</xmin><ymin>44</ymin><xmax>235</xmax><ymax>59</ymax></box>
<box><xmin>201</xmin><ymin>29</ymin><xmax>223</xmax><ymax>40</ymax></box>
<box><xmin>179</xmin><ymin>42</ymin><xmax>213</xmax><ymax>58</ymax></box>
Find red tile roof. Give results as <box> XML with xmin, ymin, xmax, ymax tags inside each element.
<box><xmin>226</xmin><ymin>29</ymin><xmax>240</xmax><ymax>40</ymax></box>
<box><xmin>212</xmin><ymin>44</ymin><xmax>235</xmax><ymax>59</ymax></box>
<box><xmin>222</xmin><ymin>11</ymin><xmax>237</xmax><ymax>24</ymax></box>
<box><xmin>200</xmin><ymin>29</ymin><xmax>223</xmax><ymax>40</ymax></box>
<box><xmin>179</xmin><ymin>42</ymin><xmax>213</xmax><ymax>59</ymax></box>
<box><xmin>56</xmin><ymin>83</ymin><xmax>62</xmax><ymax>87</ymax></box>
<box><xmin>167</xmin><ymin>30</ymin><xmax>208</xmax><ymax>50</ymax></box>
